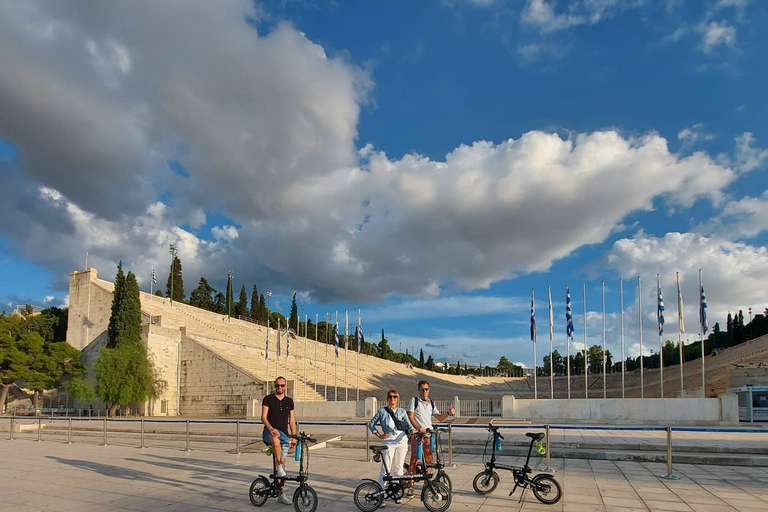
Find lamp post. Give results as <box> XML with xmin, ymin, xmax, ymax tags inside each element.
<box><xmin>168</xmin><ymin>244</ymin><xmax>177</xmax><ymax>306</ymax></box>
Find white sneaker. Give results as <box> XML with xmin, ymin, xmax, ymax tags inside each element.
<box><xmin>276</xmin><ymin>464</ymin><xmax>287</xmax><ymax>478</ymax></box>
<box><xmin>277</xmin><ymin>493</ymin><xmax>292</xmax><ymax>505</ymax></box>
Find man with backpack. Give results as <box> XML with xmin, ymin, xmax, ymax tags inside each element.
<box><xmin>404</xmin><ymin>380</ymin><xmax>455</xmax><ymax>497</ymax></box>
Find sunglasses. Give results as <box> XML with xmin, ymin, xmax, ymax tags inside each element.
<box><xmin>387</xmin><ymin>395</ymin><xmax>398</xmax><ymax>399</ymax></box>
<box><xmin>275</xmin><ymin>384</ymin><xmax>286</xmax><ymax>388</ymax></box>
<box><xmin>420</xmin><ymin>388</ymin><xmax>429</xmax><ymax>392</ymax></box>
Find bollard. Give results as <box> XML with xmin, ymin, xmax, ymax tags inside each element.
<box><xmin>66</xmin><ymin>418</ymin><xmax>73</xmax><ymax>444</ymax></box>
<box><xmin>183</xmin><ymin>420</ymin><xmax>192</xmax><ymax>452</ymax></box>
<box><xmin>235</xmin><ymin>420</ymin><xmax>241</xmax><ymax>455</ymax></box>
<box><xmin>139</xmin><ymin>419</ymin><xmax>146</xmax><ymax>449</ymax></box>
<box><xmin>36</xmin><ymin>417</ymin><xmax>43</xmax><ymax>442</ymax></box>
<box><xmin>100</xmin><ymin>418</ymin><xmax>108</xmax><ymax>446</ymax></box>
<box><xmin>447</xmin><ymin>423</ymin><xmax>456</xmax><ymax>467</ymax></box>
<box><xmin>9</xmin><ymin>416</ymin><xmax>14</xmax><ymax>441</ymax></box>
<box><xmin>544</xmin><ymin>425</ymin><xmax>554</xmax><ymax>473</ymax></box>
<box><xmin>660</xmin><ymin>426</ymin><xmax>680</xmax><ymax>480</ymax></box>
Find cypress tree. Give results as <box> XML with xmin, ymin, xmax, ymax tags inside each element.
<box><xmin>290</xmin><ymin>293</ymin><xmax>299</xmax><ymax>330</ymax></box>
<box><xmin>259</xmin><ymin>294</ymin><xmax>267</xmax><ymax>322</ymax></box>
<box><xmin>225</xmin><ymin>273</ymin><xmax>234</xmax><ymax>317</ymax></box>
<box><xmin>419</xmin><ymin>348</ymin><xmax>425</xmax><ymax>369</ymax></box>
<box><xmin>113</xmin><ymin>272</ymin><xmax>143</xmax><ymax>347</ymax></box>
<box><xmin>166</xmin><ymin>255</ymin><xmax>185</xmax><ymax>301</ymax></box>
<box><xmin>236</xmin><ymin>285</ymin><xmax>249</xmax><ymax>317</ymax></box>
<box><xmin>250</xmin><ymin>285</ymin><xmax>259</xmax><ymax>320</ymax></box>
<box><xmin>189</xmin><ymin>277</ymin><xmax>215</xmax><ymax>311</ymax></box>
<box><xmin>107</xmin><ymin>261</ymin><xmax>125</xmax><ymax>348</ymax></box>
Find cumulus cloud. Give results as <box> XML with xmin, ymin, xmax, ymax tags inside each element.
<box><xmin>677</xmin><ymin>123</ymin><xmax>715</xmax><ymax>144</ymax></box>
<box><xmin>0</xmin><ymin>0</ymin><xmax>745</xmax><ymax>305</ymax></box>
<box><xmin>734</xmin><ymin>132</ymin><xmax>768</xmax><ymax>173</ymax></box>
<box><xmin>698</xmin><ymin>20</ymin><xmax>737</xmax><ymax>53</ymax></box>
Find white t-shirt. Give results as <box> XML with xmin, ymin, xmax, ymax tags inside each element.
<box><xmin>406</xmin><ymin>396</ymin><xmax>440</xmax><ymax>431</ymax></box>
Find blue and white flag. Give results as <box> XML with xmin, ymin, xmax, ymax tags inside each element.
<box><xmin>358</xmin><ymin>309</ymin><xmax>363</xmax><ymax>354</ymax></box>
<box><xmin>277</xmin><ymin>322</ymin><xmax>282</xmax><ymax>357</ymax></box>
<box><xmin>677</xmin><ymin>281</ymin><xmax>685</xmax><ymax>333</ymax></box>
<box><xmin>700</xmin><ymin>285</ymin><xmax>708</xmax><ymax>334</ymax></box>
<box><xmin>566</xmin><ymin>285</ymin><xmax>574</xmax><ymax>340</ymax></box>
<box><xmin>658</xmin><ymin>287</ymin><xmax>665</xmax><ymax>336</ymax></box>
<box><xmin>530</xmin><ymin>291</ymin><xmax>536</xmax><ymax>343</ymax></box>
<box><xmin>265</xmin><ymin>329</ymin><xmax>269</xmax><ymax>360</ymax></box>
<box><xmin>151</xmin><ymin>266</ymin><xmax>156</xmax><ymax>284</ymax></box>
<box><xmin>333</xmin><ymin>323</ymin><xmax>339</xmax><ymax>357</ymax></box>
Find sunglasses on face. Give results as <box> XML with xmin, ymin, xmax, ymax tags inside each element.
<box><xmin>387</xmin><ymin>395</ymin><xmax>398</xmax><ymax>399</ymax></box>
<box><xmin>275</xmin><ymin>384</ymin><xmax>286</xmax><ymax>388</ymax></box>
<box><xmin>420</xmin><ymin>388</ymin><xmax>429</xmax><ymax>392</ymax></box>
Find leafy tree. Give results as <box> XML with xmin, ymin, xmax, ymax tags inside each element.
<box><xmin>550</xmin><ymin>350</ymin><xmax>565</xmax><ymax>375</ymax></box>
<box><xmin>425</xmin><ymin>354</ymin><xmax>435</xmax><ymax>371</ymax></box>
<box><xmin>588</xmin><ymin>345</ymin><xmax>604</xmax><ymax>374</ymax></box>
<box><xmin>457</xmin><ymin>359</ymin><xmax>462</xmax><ymax>376</ymax></box>
<box><xmin>189</xmin><ymin>277</ymin><xmax>216</xmax><ymax>310</ymax></box>
<box><xmin>419</xmin><ymin>348</ymin><xmax>425</xmax><ymax>369</ymax></box>
<box><xmin>154</xmin><ymin>290</ymin><xmax>163</xmax><ymax>297</ymax></box>
<box><xmin>111</xmin><ymin>272</ymin><xmax>143</xmax><ymax>348</ymax></box>
<box><xmin>497</xmin><ymin>356</ymin><xmax>517</xmax><ymax>376</ymax></box>
<box><xmin>213</xmin><ymin>292</ymin><xmax>227</xmax><ymax>314</ymax></box>
<box><xmin>290</xmin><ymin>294</ymin><xmax>299</xmax><ymax>331</ymax></box>
<box><xmin>236</xmin><ymin>285</ymin><xmax>249</xmax><ymax>317</ymax></box>
<box><xmin>259</xmin><ymin>294</ymin><xmax>267</xmax><ymax>322</ymax></box>
<box><xmin>250</xmin><ymin>285</ymin><xmax>260</xmax><ymax>320</ymax></box>
<box><xmin>165</xmin><ymin>255</ymin><xmax>185</xmax><ymax>301</ymax></box>
<box><xmin>378</xmin><ymin>329</ymin><xmax>392</xmax><ymax>360</ymax></box>
<box><xmin>107</xmin><ymin>261</ymin><xmax>125</xmax><ymax>347</ymax></box>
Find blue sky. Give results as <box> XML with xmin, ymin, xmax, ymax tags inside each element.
<box><xmin>1</xmin><ymin>0</ymin><xmax>767</xmax><ymax>369</ymax></box>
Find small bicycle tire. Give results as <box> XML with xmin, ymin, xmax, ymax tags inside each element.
<box><xmin>421</xmin><ymin>482</ymin><xmax>451</xmax><ymax>512</ymax></box>
<box><xmin>531</xmin><ymin>474</ymin><xmax>562</xmax><ymax>504</ymax></box>
<box><xmin>293</xmin><ymin>485</ymin><xmax>318</xmax><ymax>512</ymax></box>
<box><xmin>472</xmin><ymin>471</ymin><xmax>499</xmax><ymax>495</ymax></box>
<box><xmin>353</xmin><ymin>481</ymin><xmax>383</xmax><ymax>512</ymax></box>
<box><xmin>435</xmin><ymin>471</ymin><xmax>453</xmax><ymax>494</ymax></box>
<box><xmin>249</xmin><ymin>476</ymin><xmax>270</xmax><ymax>507</ymax></box>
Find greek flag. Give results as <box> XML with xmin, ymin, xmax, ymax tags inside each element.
<box><xmin>530</xmin><ymin>292</ymin><xmax>536</xmax><ymax>342</ymax></box>
<box><xmin>548</xmin><ymin>287</ymin><xmax>554</xmax><ymax>341</ymax></box>
<box><xmin>658</xmin><ymin>287</ymin><xmax>665</xmax><ymax>336</ymax></box>
<box><xmin>566</xmin><ymin>285</ymin><xmax>574</xmax><ymax>340</ymax></box>
<box><xmin>265</xmin><ymin>329</ymin><xmax>269</xmax><ymax>360</ymax></box>
<box><xmin>677</xmin><ymin>282</ymin><xmax>685</xmax><ymax>333</ymax></box>
<box><xmin>151</xmin><ymin>266</ymin><xmax>156</xmax><ymax>284</ymax></box>
<box><xmin>700</xmin><ymin>285</ymin><xmax>708</xmax><ymax>334</ymax></box>
<box><xmin>358</xmin><ymin>326</ymin><xmax>365</xmax><ymax>353</ymax></box>
<box><xmin>277</xmin><ymin>323</ymin><xmax>282</xmax><ymax>357</ymax></box>
<box><xmin>333</xmin><ymin>323</ymin><xmax>339</xmax><ymax>357</ymax></box>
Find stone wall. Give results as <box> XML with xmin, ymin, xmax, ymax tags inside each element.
<box><xmin>66</xmin><ymin>268</ymin><xmax>113</xmax><ymax>351</ymax></box>
<box><xmin>180</xmin><ymin>337</ymin><xmax>266</xmax><ymax>416</ymax></box>
<box><xmin>145</xmin><ymin>323</ymin><xmax>183</xmax><ymax>416</ymax></box>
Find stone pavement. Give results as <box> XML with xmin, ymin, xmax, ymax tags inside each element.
<box><xmin>3</xmin><ymin>432</ymin><xmax>768</xmax><ymax>512</ymax></box>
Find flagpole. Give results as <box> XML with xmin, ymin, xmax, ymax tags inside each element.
<box><xmin>314</xmin><ymin>313</ymin><xmax>319</xmax><ymax>399</ymax></box>
<box><xmin>303</xmin><ymin>313</ymin><xmax>307</xmax><ymax>401</ymax></box>
<box><xmin>583</xmin><ymin>283</ymin><xmax>588</xmax><ymax>399</ymax></box>
<box><xmin>657</xmin><ymin>275</ymin><xmax>664</xmax><ymax>399</ymax></box>
<box><xmin>335</xmin><ymin>310</ymin><xmax>338</xmax><ymax>401</ymax></box>
<box><xmin>325</xmin><ymin>312</ymin><xmax>330</xmax><ymax>401</ymax></box>
<box><xmin>602</xmin><ymin>280</ymin><xmax>606</xmax><ymax>398</ymax></box>
<box><xmin>532</xmin><ymin>289</ymin><xmax>537</xmax><ymax>400</ymax></box>
<box><xmin>677</xmin><ymin>272</ymin><xmax>684</xmax><ymax>395</ymax></box>
<box><xmin>357</xmin><ymin>309</ymin><xmax>361</xmax><ymax>401</ymax></box>
<box><xmin>150</xmin><ymin>267</ymin><xmax>154</xmax><ymax>295</ymax></box>
<box><xmin>266</xmin><ymin>293</ymin><xmax>271</xmax><ymax>387</ymax></box>
<box><xmin>277</xmin><ymin>318</ymin><xmax>281</xmax><ymax>381</ymax></box>
<box><xmin>620</xmin><ymin>277</ymin><xmax>625</xmax><ymax>399</ymax></box>
<box><xmin>566</xmin><ymin>285</ymin><xmax>571</xmax><ymax>400</ymax></box>
<box><xmin>638</xmin><ymin>275</ymin><xmax>644</xmax><ymax>399</ymax></box>
<box><xmin>699</xmin><ymin>269</ymin><xmax>705</xmax><ymax>397</ymax></box>
<box><xmin>548</xmin><ymin>286</ymin><xmax>554</xmax><ymax>399</ymax></box>
<box><xmin>345</xmin><ymin>310</ymin><xmax>349</xmax><ymax>401</ymax></box>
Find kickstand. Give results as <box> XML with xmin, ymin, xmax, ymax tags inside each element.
<box><xmin>518</xmin><ymin>486</ymin><xmax>529</xmax><ymax>504</ymax></box>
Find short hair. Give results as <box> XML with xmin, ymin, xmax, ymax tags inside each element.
<box><xmin>417</xmin><ymin>380</ymin><xmax>429</xmax><ymax>388</ymax></box>
<box><xmin>387</xmin><ymin>389</ymin><xmax>399</xmax><ymax>398</ymax></box>
<box><xmin>275</xmin><ymin>376</ymin><xmax>287</xmax><ymax>385</ymax></box>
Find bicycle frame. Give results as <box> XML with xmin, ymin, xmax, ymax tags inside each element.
<box><xmin>485</xmin><ymin>427</ymin><xmax>538</xmax><ymax>500</ymax></box>
<box><xmin>376</xmin><ymin>433</ymin><xmax>441</xmax><ymax>498</ymax></box>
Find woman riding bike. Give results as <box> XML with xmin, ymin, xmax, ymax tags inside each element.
<box><xmin>368</xmin><ymin>388</ymin><xmax>411</xmax><ymax>504</ymax></box>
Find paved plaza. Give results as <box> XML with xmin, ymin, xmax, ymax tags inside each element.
<box><xmin>3</xmin><ymin>427</ymin><xmax>768</xmax><ymax>512</ymax></box>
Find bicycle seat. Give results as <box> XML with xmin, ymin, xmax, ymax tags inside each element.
<box><xmin>370</xmin><ymin>445</ymin><xmax>389</xmax><ymax>452</ymax></box>
<box><xmin>526</xmin><ymin>432</ymin><xmax>545</xmax><ymax>441</ymax></box>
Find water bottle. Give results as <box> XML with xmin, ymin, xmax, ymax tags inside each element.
<box><xmin>494</xmin><ymin>436</ymin><xmax>502</xmax><ymax>452</ymax></box>
<box><xmin>266</xmin><ymin>445</ymin><xmax>273</xmax><ymax>457</ymax></box>
<box><xmin>430</xmin><ymin>433</ymin><xmax>436</xmax><ymax>452</ymax></box>
<box><xmin>294</xmin><ymin>440</ymin><xmax>302</xmax><ymax>461</ymax></box>
<box><xmin>535</xmin><ymin>440</ymin><xmax>546</xmax><ymax>455</ymax></box>
<box><xmin>417</xmin><ymin>440</ymin><xmax>423</xmax><ymax>459</ymax></box>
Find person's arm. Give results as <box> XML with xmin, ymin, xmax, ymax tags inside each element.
<box><xmin>407</xmin><ymin>410</ymin><xmax>425</xmax><ymax>433</ymax></box>
<box><xmin>368</xmin><ymin>410</ymin><xmax>380</xmax><ymax>434</ymax></box>
<box><xmin>288</xmin><ymin>409</ymin><xmax>297</xmax><ymax>446</ymax></box>
<box><xmin>261</xmin><ymin>404</ymin><xmax>278</xmax><ymax>436</ymax></box>
<box><xmin>433</xmin><ymin>403</ymin><xmax>455</xmax><ymax>423</ymax></box>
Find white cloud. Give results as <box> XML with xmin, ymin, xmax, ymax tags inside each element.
<box><xmin>704</xmin><ymin>191</ymin><xmax>768</xmax><ymax>239</ymax></box>
<box><xmin>521</xmin><ymin>0</ymin><xmax>640</xmax><ymax>33</ymax></box>
<box><xmin>43</xmin><ymin>295</ymin><xmax>54</xmax><ymax>303</ymax></box>
<box><xmin>698</xmin><ymin>20</ymin><xmax>737</xmax><ymax>53</ymax></box>
<box><xmin>211</xmin><ymin>225</ymin><xmax>239</xmax><ymax>242</ymax></box>
<box><xmin>365</xmin><ymin>296</ymin><xmax>526</xmax><ymax>323</ymax></box>
<box><xmin>734</xmin><ymin>132</ymin><xmax>768</xmax><ymax>172</ymax></box>
<box><xmin>677</xmin><ymin>123</ymin><xmax>715</xmax><ymax>144</ymax></box>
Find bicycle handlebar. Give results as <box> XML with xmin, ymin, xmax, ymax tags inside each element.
<box><xmin>291</xmin><ymin>432</ymin><xmax>317</xmax><ymax>444</ymax></box>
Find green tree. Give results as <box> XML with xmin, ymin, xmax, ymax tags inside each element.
<box><xmin>259</xmin><ymin>294</ymin><xmax>267</xmax><ymax>322</ymax></box>
<box><xmin>236</xmin><ymin>285</ymin><xmax>249</xmax><ymax>317</ymax></box>
<box><xmin>214</xmin><ymin>292</ymin><xmax>226</xmax><ymax>314</ymax></box>
<box><xmin>111</xmin><ymin>272</ymin><xmax>142</xmax><ymax>348</ymax></box>
<box><xmin>189</xmin><ymin>277</ymin><xmax>216</xmax><ymax>310</ymax></box>
<box><xmin>497</xmin><ymin>356</ymin><xmax>516</xmax><ymax>376</ymax></box>
<box><xmin>107</xmin><ymin>261</ymin><xmax>125</xmax><ymax>347</ymax></box>
<box><xmin>425</xmin><ymin>354</ymin><xmax>435</xmax><ymax>371</ymax></box>
<box><xmin>154</xmin><ymin>290</ymin><xmax>163</xmax><ymax>297</ymax></box>
<box><xmin>419</xmin><ymin>348</ymin><xmax>425</xmax><ymax>369</ymax></box>
<box><xmin>290</xmin><ymin>294</ymin><xmax>299</xmax><ymax>331</ymax></box>
<box><xmin>166</xmin><ymin>255</ymin><xmax>185</xmax><ymax>301</ymax></box>
<box><xmin>456</xmin><ymin>359</ymin><xmax>462</xmax><ymax>376</ymax></box>
<box><xmin>378</xmin><ymin>329</ymin><xmax>392</xmax><ymax>360</ymax></box>
<box><xmin>250</xmin><ymin>285</ymin><xmax>260</xmax><ymax>320</ymax></box>
<box><xmin>225</xmin><ymin>273</ymin><xmax>234</xmax><ymax>317</ymax></box>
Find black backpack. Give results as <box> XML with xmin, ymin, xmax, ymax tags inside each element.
<box><xmin>412</xmin><ymin>396</ymin><xmax>436</xmax><ymax>415</ymax></box>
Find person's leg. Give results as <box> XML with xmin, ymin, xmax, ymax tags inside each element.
<box><xmin>406</xmin><ymin>437</ymin><xmax>418</xmax><ymax>495</ymax></box>
<box><xmin>271</xmin><ymin>430</ymin><xmax>286</xmax><ymax>466</ymax></box>
<box><xmin>392</xmin><ymin>439</ymin><xmax>409</xmax><ymax>479</ymax></box>
<box><xmin>421</xmin><ymin>440</ymin><xmax>433</xmax><ymax>487</ymax></box>
<box><xmin>379</xmin><ymin>446</ymin><xmax>394</xmax><ymax>489</ymax></box>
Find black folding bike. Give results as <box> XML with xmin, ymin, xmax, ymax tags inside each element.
<box><xmin>472</xmin><ymin>424</ymin><xmax>562</xmax><ymax>505</ymax></box>
<box><xmin>407</xmin><ymin>427</ymin><xmax>452</xmax><ymax>493</ymax></box>
<box><xmin>354</xmin><ymin>431</ymin><xmax>451</xmax><ymax>512</ymax></box>
<box><xmin>249</xmin><ymin>431</ymin><xmax>319</xmax><ymax>512</ymax></box>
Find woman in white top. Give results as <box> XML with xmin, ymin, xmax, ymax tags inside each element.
<box><xmin>367</xmin><ymin>388</ymin><xmax>411</xmax><ymax>499</ymax></box>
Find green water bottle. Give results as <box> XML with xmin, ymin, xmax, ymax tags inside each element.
<box><xmin>535</xmin><ymin>440</ymin><xmax>546</xmax><ymax>455</ymax></box>
<box><xmin>266</xmin><ymin>445</ymin><xmax>273</xmax><ymax>457</ymax></box>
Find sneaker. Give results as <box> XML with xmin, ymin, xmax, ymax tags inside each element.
<box><xmin>277</xmin><ymin>493</ymin><xmax>292</xmax><ymax>505</ymax></box>
<box><xmin>405</xmin><ymin>488</ymin><xmax>414</xmax><ymax>498</ymax></box>
<box><xmin>394</xmin><ymin>498</ymin><xmax>402</xmax><ymax>504</ymax></box>
<box><xmin>379</xmin><ymin>502</ymin><xmax>386</xmax><ymax>508</ymax></box>
<box><xmin>276</xmin><ymin>464</ymin><xmax>287</xmax><ymax>478</ymax></box>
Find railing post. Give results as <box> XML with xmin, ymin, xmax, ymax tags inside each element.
<box><xmin>364</xmin><ymin>423</ymin><xmax>371</xmax><ymax>462</ymax></box>
<box><xmin>235</xmin><ymin>420</ymin><xmax>241</xmax><ymax>455</ymax></box>
<box><xmin>100</xmin><ymin>418</ymin><xmax>108</xmax><ymax>446</ymax></box>
<box><xmin>139</xmin><ymin>419</ymin><xmax>146</xmax><ymax>449</ymax></box>
<box><xmin>660</xmin><ymin>426</ymin><xmax>680</xmax><ymax>479</ymax></box>
<box><xmin>184</xmin><ymin>420</ymin><xmax>192</xmax><ymax>451</ymax></box>
<box><xmin>66</xmin><ymin>418</ymin><xmax>73</xmax><ymax>444</ymax></box>
<box><xmin>36</xmin><ymin>417</ymin><xmax>43</xmax><ymax>442</ymax></box>
<box><xmin>447</xmin><ymin>423</ymin><xmax>456</xmax><ymax>467</ymax></box>
<box><xmin>9</xmin><ymin>416</ymin><xmax>14</xmax><ymax>441</ymax></box>
<box><xmin>544</xmin><ymin>424</ymin><xmax>554</xmax><ymax>473</ymax></box>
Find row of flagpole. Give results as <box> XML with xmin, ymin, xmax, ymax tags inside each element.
<box><xmin>262</xmin><ymin>308</ymin><xmax>367</xmax><ymax>401</ymax></box>
<box><xmin>530</xmin><ymin>270</ymin><xmax>709</xmax><ymax>399</ymax></box>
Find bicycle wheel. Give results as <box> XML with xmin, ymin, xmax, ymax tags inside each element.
<box><xmin>293</xmin><ymin>485</ymin><xmax>318</xmax><ymax>512</ymax></box>
<box><xmin>353</xmin><ymin>481</ymin><xmax>383</xmax><ymax>512</ymax></box>
<box><xmin>472</xmin><ymin>471</ymin><xmax>499</xmax><ymax>495</ymax></box>
<box><xmin>421</xmin><ymin>482</ymin><xmax>451</xmax><ymax>512</ymax></box>
<box><xmin>435</xmin><ymin>471</ymin><xmax>453</xmax><ymax>494</ymax></box>
<box><xmin>249</xmin><ymin>476</ymin><xmax>270</xmax><ymax>507</ymax></box>
<box><xmin>531</xmin><ymin>474</ymin><xmax>562</xmax><ymax>504</ymax></box>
